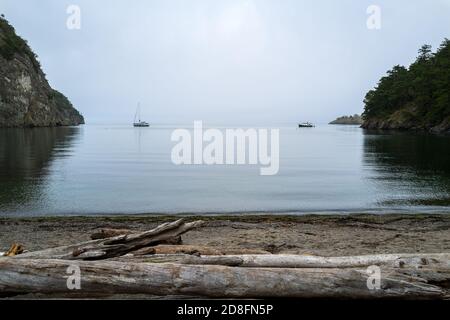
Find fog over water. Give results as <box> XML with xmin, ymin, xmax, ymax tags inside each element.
<box><xmin>1</xmin><ymin>0</ymin><xmax>449</xmax><ymax>124</ymax></box>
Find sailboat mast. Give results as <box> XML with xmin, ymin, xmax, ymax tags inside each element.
<box><xmin>137</xmin><ymin>102</ymin><xmax>141</xmax><ymax>122</ymax></box>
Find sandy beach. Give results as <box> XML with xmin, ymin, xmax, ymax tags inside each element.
<box><xmin>1</xmin><ymin>214</ymin><xmax>449</xmax><ymax>256</ymax></box>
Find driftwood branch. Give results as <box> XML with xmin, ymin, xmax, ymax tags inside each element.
<box><xmin>0</xmin><ymin>258</ymin><xmax>447</xmax><ymax>299</ymax></box>
<box><xmin>90</xmin><ymin>228</ymin><xmax>134</xmax><ymax>240</ymax></box>
<box><xmin>130</xmin><ymin>245</ymin><xmax>270</xmax><ymax>256</ymax></box>
<box><xmin>18</xmin><ymin>219</ymin><xmax>204</xmax><ymax>260</ymax></box>
<box><xmin>90</xmin><ymin>229</ymin><xmax>183</xmax><ymax>245</ymax></box>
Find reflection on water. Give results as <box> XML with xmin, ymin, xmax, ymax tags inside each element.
<box><xmin>0</xmin><ymin>125</ymin><xmax>449</xmax><ymax>216</ymax></box>
<box><xmin>0</xmin><ymin>127</ymin><xmax>81</xmax><ymax>211</ymax></box>
<box><xmin>363</xmin><ymin>130</ymin><xmax>450</xmax><ymax>206</ymax></box>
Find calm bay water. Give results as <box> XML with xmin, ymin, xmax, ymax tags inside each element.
<box><xmin>0</xmin><ymin>124</ymin><xmax>449</xmax><ymax>216</ymax></box>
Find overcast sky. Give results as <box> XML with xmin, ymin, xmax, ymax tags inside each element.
<box><xmin>2</xmin><ymin>0</ymin><xmax>449</xmax><ymax>124</ymax></box>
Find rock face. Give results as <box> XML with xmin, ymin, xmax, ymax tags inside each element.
<box><xmin>0</xmin><ymin>17</ymin><xmax>84</xmax><ymax>127</ymax></box>
<box><xmin>329</xmin><ymin>114</ymin><xmax>362</xmax><ymax>125</ymax></box>
<box><xmin>361</xmin><ymin>107</ymin><xmax>450</xmax><ymax>134</ymax></box>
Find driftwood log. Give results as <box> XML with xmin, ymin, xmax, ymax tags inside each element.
<box><xmin>17</xmin><ymin>219</ymin><xmax>204</xmax><ymax>260</ymax></box>
<box><xmin>120</xmin><ymin>253</ymin><xmax>450</xmax><ymax>268</ymax></box>
<box><xmin>0</xmin><ymin>257</ymin><xmax>448</xmax><ymax>298</ymax></box>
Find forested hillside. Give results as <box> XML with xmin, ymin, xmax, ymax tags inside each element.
<box><xmin>362</xmin><ymin>39</ymin><xmax>450</xmax><ymax>133</ymax></box>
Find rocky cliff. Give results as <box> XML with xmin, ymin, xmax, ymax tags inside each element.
<box><xmin>0</xmin><ymin>16</ymin><xmax>84</xmax><ymax>127</ymax></box>
<box><xmin>329</xmin><ymin>114</ymin><xmax>362</xmax><ymax>125</ymax></box>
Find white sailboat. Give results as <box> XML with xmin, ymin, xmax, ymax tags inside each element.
<box><xmin>133</xmin><ymin>103</ymin><xmax>150</xmax><ymax>127</ymax></box>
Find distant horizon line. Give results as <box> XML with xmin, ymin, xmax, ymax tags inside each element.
<box><xmin>75</xmin><ymin>121</ymin><xmax>362</xmax><ymax>127</ymax></box>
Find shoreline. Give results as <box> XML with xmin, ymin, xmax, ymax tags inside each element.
<box><xmin>1</xmin><ymin>211</ymin><xmax>450</xmax><ymax>219</ymax></box>
<box><xmin>1</xmin><ymin>207</ymin><xmax>450</xmax><ymax>218</ymax></box>
<box><xmin>1</xmin><ymin>213</ymin><xmax>449</xmax><ymax>257</ymax></box>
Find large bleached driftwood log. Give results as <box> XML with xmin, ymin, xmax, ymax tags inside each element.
<box><xmin>17</xmin><ymin>219</ymin><xmax>204</xmax><ymax>260</ymax></box>
<box><xmin>0</xmin><ymin>258</ymin><xmax>447</xmax><ymax>299</ymax></box>
<box><xmin>178</xmin><ymin>253</ymin><xmax>450</xmax><ymax>268</ymax></box>
<box><xmin>120</xmin><ymin>253</ymin><xmax>450</xmax><ymax>269</ymax></box>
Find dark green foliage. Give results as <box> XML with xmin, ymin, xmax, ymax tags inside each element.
<box><xmin>363</xmin><ymin>39</ymin><xmax>450</xmax><ymax>127</ymax></box>
<box><xmin>0</xmin><ymin>16</ymin><xmax>41</xmax><ymax>71</ymax></box>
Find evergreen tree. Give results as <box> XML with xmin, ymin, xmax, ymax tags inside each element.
<box><xmin>363</xmin><ymin>39</ymin><xmax>450</xmax><ymax>129</ymax></box>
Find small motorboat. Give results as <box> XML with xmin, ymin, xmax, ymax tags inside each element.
<box><xmin>298</xmin><ymin>122</ymin><xmax>315</xmax><ymax>128</ymax></box>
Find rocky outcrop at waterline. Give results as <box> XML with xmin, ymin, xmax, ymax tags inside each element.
<box><xmin>329</xmin><ymin>114</ymin><xmax>362</xmax><ymax>125</ymax></box>
<box><xmin>361</xmin><ymin>112</ymin><xmax>450</xmax><ymax>134</ymax></box>
<box><xmin>0</xmin><ymin>16</ymin><xmax>84</xmax><ymax>127</ymax></box>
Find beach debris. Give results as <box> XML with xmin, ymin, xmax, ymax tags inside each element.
<box><xmin>2</xmin><ymin>219</ymin><xmax>449</xmax><ymax>299</ymax></box>
<box><xmin>16</xmin><ymin>219</ymin><xmax>204</xmax><ymax>260</ymax></box>
<box><xmin>3</xmin><ymin>243</ymin><xmax>24</xmax><ymax>257</ymax></box>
